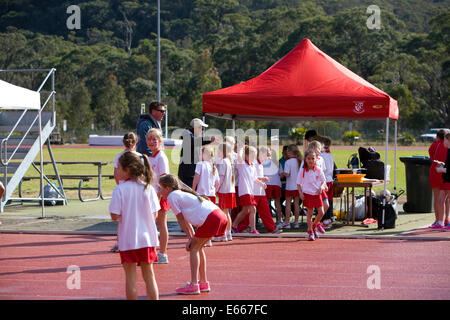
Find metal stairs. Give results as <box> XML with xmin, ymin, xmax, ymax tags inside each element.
<box><xmin>0</xmin><ymin>68</ymin><xmax>65</xmax><ymax>214</ymax></box>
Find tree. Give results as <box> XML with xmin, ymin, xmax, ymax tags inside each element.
<box><xmin>95</xmin><ymin>74</ymin><xmax>129</xmax><ymax>134</ymax></box>
<box><xmin>68</xmin><ymin>82</ymin><xmax>94</xmax><ymax>133</ymax></box>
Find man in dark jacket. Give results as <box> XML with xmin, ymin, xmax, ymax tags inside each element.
<box><xmin>178</xmin><ymin>118</ymin><xmax>214</xmax><ymax>188</ymax></box>
<box><xmin>136</xmin><ymin>101</ymin><xmax>166</xmax><ymax>156</ymax></box>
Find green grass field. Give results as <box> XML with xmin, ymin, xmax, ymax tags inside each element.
<box><xmin>17</xmin><ymin>145</ymin><xmax>428</xmax><ymax>199</ymax></box>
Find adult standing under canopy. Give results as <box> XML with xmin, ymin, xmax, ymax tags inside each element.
<box><xmin>178</xmin><ymin>118</ymin><xmax>215</xmax><ymax>188</ymax></box>
<box><xmin>136</xmin><ymin>101</ymin><xmax>166</xmax><ymax>156</ymax></box>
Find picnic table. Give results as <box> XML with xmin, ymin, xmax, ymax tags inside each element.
<box><xmin>334</xmin><ymin>179</ymin><xmax>387</xmax><ymax>227</ymax></box>
<box><xmin>20</xmin><ymin>161</ymin><xmax>114</xmax><ymax>202</ymax></box>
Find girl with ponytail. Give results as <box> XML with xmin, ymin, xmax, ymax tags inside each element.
<box><xmin>159</xmin><ymin>174</ymin><xmax>228</xmax><ymax>295</ymax></box>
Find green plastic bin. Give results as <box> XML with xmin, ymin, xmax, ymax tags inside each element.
<box><xmin>399</xmin><ymin>156</ymin><xmax>433</xmax><ymax>213</ymax></box>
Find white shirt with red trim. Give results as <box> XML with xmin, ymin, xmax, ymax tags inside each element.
<box><xmin>217</xmin><ymin>157</ymin><xmax>235</xmax><ymax>194</ymax></box>
<box><xmin>148</xmin><ymin>149</ymin><xmax>169</xmax><ymax>192</ymax></box>
<box><xmin>109</xmin><ymin>180</ymin><xmax>160</xmax><ymax>251</ymax></box>
<box><xmin>283</xmin><ymin>158</ymin><xmax>300</xmax><ymax>191</ymax></box>
<box><xmin>253</xmin><ymin>161</ymin><xmax>266</xmax><ymax>196</ymax></box>
<box><xmin>263</xmin><ymin>159</ymin><xmax>281</xmax><ymax>187</ymax></box>
<box><xmin>167</xmin><ymin>190</ymin><xmax>219</xmax><ymax>227</ymax></box>
<box><xmin>296</xmin><ymin>165</ymin><xmax>326</xmax><ymax>195</ymax></box>
<box><xmin>236</xmin><ymin>160</ymin><xmax>257</xmax><ymax>197</ymax></box>
<box><xmin>195</xmin><ymin>161</ymin><xmax>219</xmax><ymax>197</ymax></box>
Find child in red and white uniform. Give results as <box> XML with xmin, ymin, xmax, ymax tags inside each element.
<box><xmin>109</xmin><ymin>151</ymin><xmax>160</xmax><ymax>299</ymax></box>
<box><xmin>280</xmin><ymin>144</ymin><xmax>303</xmax><ymax>229</ymax></box>
<box><xmin>113</xmin><ymin>132</ymin><xmax>141</xmax><ymax>184</ymax></box>
<box><xmin>236</xmin><ymin>146</ymin><xmax>280</xmax><ymax>233</ymax></box>
<box><xmin>111</xmin><ymin>132</ymin><xmax>142</xmax><ymax>252</ymax></box>
<box><xmin>159</xmin><ymin>174</ymin><xmax>228</xmax><ymax>295</ymax></box>
<box><xmin>319</xmin><ymin>137</ymin><xmax>335</xmax><ymax>228</ymax></box>
<box><xmin>297</xmin><ymin>150</ymin><xmax>327</xmax><ymax>241</ymax></box>
<box><xmin>193</xmin><ymin>145</ymin><xmax>220</xmax><ymax>203</ymax></box>
<box><xmin>263</xmin><ymin>147</ymin><xmax>283</xmax><ymax>226</ymax></box>
<box><xmin>305</xmin><ymin>141</ymin><xmax>330</xmax><ymax>223</ymax></box>
<box><xmin>231</xmin><ymin>145</ymin><xmax>266</xmax><ymax>234</ymax></box>
<box><xmin>146</xmin><ymin>128</ymin><xmax>170</xmax><ymax>263</ymax></box>
<box><xmin>215</xmin><ymin>142</ymin><xmax>236</xmax><ymax>241</ymax></box>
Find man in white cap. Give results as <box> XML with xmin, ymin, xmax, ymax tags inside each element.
<box><xmin>178</xmin><ymin>118</ymin><xmax>214</xmax><ymax>188</ymax></box>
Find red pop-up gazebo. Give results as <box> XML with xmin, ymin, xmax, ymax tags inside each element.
<box><xmin>202</xmin><ymin>38</ymin><xmax>399</xmax><ymax>229</ymax></box>
<box><xmin>203</xmin><ymin>38</ymin><xmax>398</xmax><ymax>121</ymax></box>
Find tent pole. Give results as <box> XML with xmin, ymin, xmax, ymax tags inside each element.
<box><xmin>382</xmin><ymin>118</ymin><xmax>389</xmax><ymax>230</ymax></box>
<box><xmin>39</xmin><ymin>108</ymin><xmax>45</xmax><ymax>218</ymax></box>
<box><xmin>394</xmin><ymin>120</ymin><xmax>398</xmax><ymax>192</ymax></box>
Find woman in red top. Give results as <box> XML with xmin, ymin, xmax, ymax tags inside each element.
<box><xmin>429</xmin><ymin>129</ymin><xmax>449</xmax><ymax>228</ymax></box>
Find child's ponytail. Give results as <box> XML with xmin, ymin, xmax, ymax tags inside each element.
<box><xmin>141</xmin><ymin>154</ymin><xmax>155</xmax><ymax>189</ymax></box>
<box><xmin>159</xmin><ymin>174</ymin><xmax>209</xmax><ymax>203</ymax></box>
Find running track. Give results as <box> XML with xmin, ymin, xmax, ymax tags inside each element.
<box><xmin>0</xmin><ymin>233</ymin><xmax>449</xmax><ymax>300</ymax></box>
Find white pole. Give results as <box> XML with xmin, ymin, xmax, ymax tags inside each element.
<box><xmin>394</xmin><ymin>120</ymin><xmax>398</xmax><ymax>191</ymax></box>
<box><xmin>382</xmin><ymin>118</ymin><xmax>389</xmax><ymax>229</ymax></box>
<box><xmin>39</xmin><ymin>109</ymin><xmax>45</xmax><ymax>218</ymax></box>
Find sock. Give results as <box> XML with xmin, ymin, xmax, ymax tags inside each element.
<box><xmin>437</xmin><ymin>221</ymin><xmax>444</xmax><ymax>226</ymax></box>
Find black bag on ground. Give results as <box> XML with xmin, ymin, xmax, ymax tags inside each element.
<box><xmin>372</xmin><ymin>196</ymin><xmax>396</xmax><ymax>229</ymax></box>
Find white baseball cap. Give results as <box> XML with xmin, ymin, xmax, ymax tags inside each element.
<box><xmin>190</xmin><ymin>118</ymin><xmax>208</xmax><ymax>128</ymax></box>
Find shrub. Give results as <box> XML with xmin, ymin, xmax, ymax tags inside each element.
<box><xmin>342</xmin><ymin>130</ymin><xmax>361</xmax><ymax>145</ymax></box>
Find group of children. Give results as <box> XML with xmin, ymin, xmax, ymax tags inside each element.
<box><xmin>108</xmin><ymin>128</ymin><xmax>335</xmax><ymax>299</ymax></box>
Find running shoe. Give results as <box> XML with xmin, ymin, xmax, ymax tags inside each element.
<box><xmin>204</xmin><ymin>240</ymin><xmax>213</xmax><ymax>247</ymax></box>
<box><xmin>430</xmin><ymin>224</ymin><xmax>444</xmax><ymax>230</ymax></box>
<box><xmin>445</xmin><ymin>220</ymin><xmax>450</xmax><ymax>227</ymax></box>
<box><xmin>316</xmin><ymin>223</ymin><xmax>326</xmax><ymax>234</ymax></box>
<box><xmin>282</xmin><ymin>222</ymin><xmax>291</xmax><ymax>229</ymax></box>
<box><xmin>293</xmin><ymin>222</ymin><xmax>300</xmax><ymax>229</ymax></box>
<box><xmin>226</xmin><ymin>231</ymin><xmax>233</xmax><ymax>241</ymax></box>
<box><xmin>307</xmin><ymin>233</ymin><xmax>315</xmax><ymax>241</ymax></box>
<box><xmin>154</xmin><ymin>253</ymin><xmax>169</xmax><ymax>264</ymax></box>
<box><xmin>444</xmin><ymin>225</ymin><xmax>450</xmax><ymax>231</ymax></box>
<box><xmin>176</xmin><ymin>282</ymin><xmax>200</xmax><ymax>295</ymax></box>
<box><xmin>428</xmin><ymin>222</ymin><xmax>439</xmax><ymax>228</ymax></box>
<box><xmin>250</xmin><ymin>229</ymin><xmax>260</xmax><ymax>235</ymax></box>
<box><xmin>313</xmin><ymin>229</ymin><xmax>320</xmax><ymax>239</ymax></box>
<box><xmin>231</xmin><ymin>226</ymin><xmax>240</xmax><ymax>233</ymax></box>
<box><xmin>198</xmin><ymin>281</ymin><xmax>210</xmax><ymax>292</ymax></box>
<box><xmin>212</xmin><ymin>236</ymin><xmax>226</xmax><ymax>242</ymax></box>
<box><xmin>110</xmin><ymin>243</ymin><xmax>119</xmax><ymax>253</ymax></box>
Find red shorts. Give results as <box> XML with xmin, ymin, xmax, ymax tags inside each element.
<box><xmin>265</xmin><ymin>185</ymin><xmax>281</xmax><ymax>199</ymax></box>
<box><xmin>239</xmin><ymin>194</ymin><xmax>257</xmax><ymax>206</ymax></box>
<box><xmin>285</xmin><ymin>189</ymin><xmax>299</xmax><ymax>197</ymax></box>
<box><xmin>303</xmin><ymin>193</ymin><xmax>323</xmax><ymax>209</ymax></box>
<box><xmin>195</xmin><ymin>209</ymin><xmax>228</xmax><ymax>238</ymax></box>
<box><xmin>218</xmin><ymin>192</ymin><xmax>236</xmax><ymax>209</ymax></box>
<box><xmin>119</xmin><ymin>247</ymin><xmax>158</xmax><ymax>265</ymax></box>
<box><xmin>206</xmin><ymin>196</ymin><xmax>216</xmax><ymax>204</ymax></box>
<box><xmin>159</xmin><ymin>197</ymin><xmax>170</xmax><ymax>211</ymax></box>
<box><xmin>440</xmin><ymin>182</ymin><xmax>450</xmax><ymax>190</ymax></box>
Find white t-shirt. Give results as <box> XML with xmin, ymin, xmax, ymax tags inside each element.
<box><xmin>283</xmin><ymin>158</ymin><xmax>300</xmax><ymax>191</ymax></box>
<box><xmin>320</xmin><ymin>152</ymin><xmax>334</xmax><ymax>183</ymax></box>
<box><xmin>236</xmin><ymin>161</ymin><xmax>257</xmax><ymax>196</ymax></box>
<box><xmin>114</xmin><ymin>150</ymin><xmax>142</xmax><ymax>184</ymax></box>
<box><xmin>217</xmin><ymin>157</ymin><xmax>235</xmax><ymax>194</ymax></box>
<box><xmin>263</xmin><ymin>159</ymin><xmax>281</xmax><ymax>187</ymax></box>
<box><xmin>148</xmin><ymin>150</ymin><xmax>169</xmax><ymax>192</ymax></box>
<box><xmin>113</xmin><ymin>150</ymin><xmax>142</xmax><ymax>168</ymax></box>
<box><xmin>253</xmin><ymin>161</ymin><xmax>266</xmax><ymax>196</ymax></box>
<box><xmin>296</xmin><ymin>166</ymin><xmax>326</xmax><ymax>195</ymax></box>
<box><xmin>109</xmin><ymin>180</ymin><xmax>160</xmax><ymax>251</ymax></box>
<box><xmin>195</xmin><ymin>161</ymin><xmax>220</xmax><ymax>197</ymax></box>
<box><xmin>167</xmin><ymin>190</ymin><xmax>219</xmax><ymax>227</ymax></box>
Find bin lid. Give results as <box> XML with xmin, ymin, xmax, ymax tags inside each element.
<box><xmin>399</xmin><ymin>156</ymin><xmax>432</xmax><ymax>165</ymax></box>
